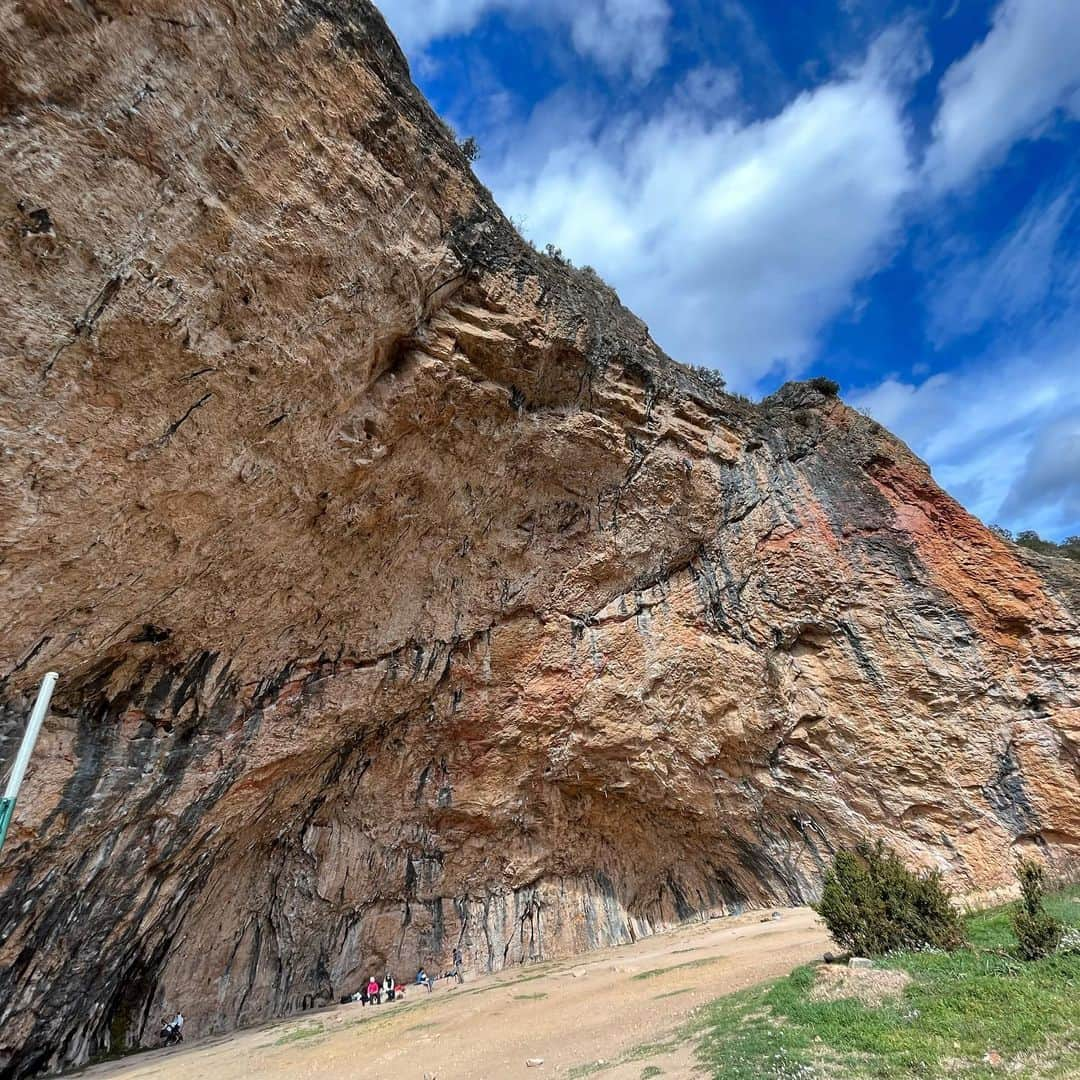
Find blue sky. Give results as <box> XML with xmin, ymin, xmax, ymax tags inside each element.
<box><xmin>377</xmin><ymin>0</ymin><xmax>1080</xmax><ymax>541</ymax></box>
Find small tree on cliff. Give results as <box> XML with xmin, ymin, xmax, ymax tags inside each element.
<box><xmin>816</xmin><ymin>841</ymin><xmax>965</xmax><ymax>956</ymax></box>
<box><xmin>1012</xmin><ymin>858</ymin><xmax>1063</xmax><ymax>960</ymax></box>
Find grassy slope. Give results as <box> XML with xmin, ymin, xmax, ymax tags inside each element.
<box><xmin>690</xmin><ymin>887</ymin><xmax>1080</xmax><ymax>1079</ymax></box>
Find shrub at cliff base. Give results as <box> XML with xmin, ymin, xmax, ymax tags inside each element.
<box><xmin>815</xmin><ymin>841</ymin><xmax>966</xmax><ymax>956</ymax></box>
<box><xmin>1012</xmin><ymin>857</ymin><xmax>1064</xmax><ymax>960</ymax></box>
<box><xmin>684</xmin><ymin>887</ymin><xmax>1080</xmax><ymax>1080</ymax></box>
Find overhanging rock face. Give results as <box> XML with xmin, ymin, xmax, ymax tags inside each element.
<box><xmin>1</xmin><ymin>2</ymin><xmax>1078</xmax><ymax>1075</ymax></box>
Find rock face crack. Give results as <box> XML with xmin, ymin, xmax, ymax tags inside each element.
<box><xmin>157</xmin><ymin>392</ymin><xmax>213</xmax><ymax>445</ymax></box>
<box><xmin>1</xmin><ymin>2</ymin><xmax>1078</xmax><ymax>1077</ymax></box>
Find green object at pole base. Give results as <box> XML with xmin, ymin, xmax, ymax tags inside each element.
<box><xmin>0</xmin><ymin>796</ymin><xmax>14</xmax><ymax>854</ymax></box>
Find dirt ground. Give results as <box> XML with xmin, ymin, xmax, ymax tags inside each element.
<box><xmin>78</xmin><ymin>907</ymin><xmax>829</xmax><ymax>1080</ymax></box>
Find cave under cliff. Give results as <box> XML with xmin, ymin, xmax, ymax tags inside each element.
<box><xmin>1</xmin><ymin>2</ymin><xmax>1078</xmax><ymax>1076</ymax></box>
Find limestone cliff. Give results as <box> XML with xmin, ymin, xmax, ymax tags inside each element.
<box><xmin>0</xmin><ymin>2</ymin><xmax>1078</xmax><ymax>1076</ymax></box>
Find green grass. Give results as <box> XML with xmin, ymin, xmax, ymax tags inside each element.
<box><xmin>631</xmin><ymin>956</ymin><xmax>725</xmax><ymax>981</ymax></box>
<box><xmin>513</xmin><ymin>992</ymin><xmax>549</xmax><ymax>1000</ymax></box>
<box><xmin>640</xmin><ymin>1068</ymin><xmax>664</xmax><ymax>1078</ymax></box>
<box><xmin>567</xmin><ymin>1034</ymin><xmax>685</xmax><ymax>1079</ymax></box>
<box><xmin>273</xmin><ymin>1022</ymin><xmax>324</xmax><ymax>1045</ymax></box>
<box><xmin>656</xmin><ymin>987</ymin><xmax>694</xmax><ymax>999</ymax></box>
<box><xmin>690</xmin><ymin>886</ymin><xmax>1080</xmax><ymax>1079</ymax></box>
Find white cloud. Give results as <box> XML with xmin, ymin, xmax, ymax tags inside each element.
<box><xmin>479</xmin><ymin>32</ymin><xmax>921</xmax><ymax>390</ymax></box>
<box><xmin>376</xmin><ymin>0</ymin><xmax>672</xmax><ymax>82</ymax></box>
<box><xmin>851</xmin><ymin>333</ymin><xmax>1080</xmax><ymax>539</ymax></box>
<box><xmin>376</xmin><ymin>0</ymin><xmax>491</xmax><ymax>45</ymax></box>
<box><xmin>924</xmin><ymin>0</ymin><xmax>1080</xmax><ymax>193</ymax></box>
<box><xmin>1000</xmin><ymin>415</ymin><xmax>1080</xmax><ymax>532</ymax></box>
<box><xmin>671</xmin><ymin>65</ymin><xmax>740</xmax><ymax>112</ymax></box>
<box><xmin>927</xmin><ymin>188</ymin><xmax>1079</xmax><ymax>345</ymax></box>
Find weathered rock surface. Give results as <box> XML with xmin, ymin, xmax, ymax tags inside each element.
<box><xmin>0</xmin><ymin>2</ymin><xmax>1077</xmax><ymax>1075</ymax></box>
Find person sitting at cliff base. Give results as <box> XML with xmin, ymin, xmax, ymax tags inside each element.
<box><xmin>160</xmin><ymin>1011</ymin><xmax>184</xmax><ymax>1046</ymax></box>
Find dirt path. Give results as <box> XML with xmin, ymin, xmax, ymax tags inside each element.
<box><xmin>79</xmin><ymin>907</ymin><xmax>828</xmax><ymax>1080</ymax></box>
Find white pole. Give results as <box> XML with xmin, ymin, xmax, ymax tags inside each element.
<box><xmin>3</xmin><ymin>671</ymin><xmax>58</xmax><ymax>801</ymax></box>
